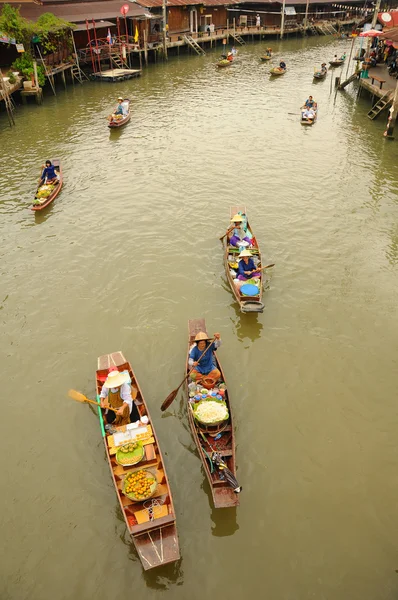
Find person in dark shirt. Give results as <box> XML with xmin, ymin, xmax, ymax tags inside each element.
<box><xmin>303</xmin><ymin>95</ymin><xmax>316</xmax><ymax>109</ymax></box>
<box><xmin>237</xmin><ymin>249</ymin><xmax>260</xmax><ymax>280</ymax></box>
<box><xmin>279</xmin><ymin>61</ymin><xmax>286</xmax><ymax>70</ymax></box>
<box><xmin>39</xmin><ymin>161</ymin><xmax>59</xmax><ymax>186</ymax></box>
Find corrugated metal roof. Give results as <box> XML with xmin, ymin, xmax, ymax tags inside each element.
<box><xmin>135</xmin><ymin>0</ymin><xmax>240</xmax><ymax>7</ymax></box>
<box><xmin>8</xmin><ymin>0</ymin><xmax>149</xmax><ymax>21</ymax></box>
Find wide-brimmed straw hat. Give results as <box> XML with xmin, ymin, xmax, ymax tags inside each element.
<box><xmin>194</xmin><ymin>331</ymin><xmax>210</xmax><ymax>342</ymax></box>
<box><xmin>239</xmin><ymin>249</ymin><xmax>252</xmax><ymax>258</ymax></box>
<box><xmin>231</xmin><ymin>214</ymin><xmax>243</xmax><ymax>223</ymax></box>
<box><xmin>117</xmin><ymin>96</ymin><xmax>123</xmax><ymax>101</ymax></box>
<box><xmin>104</xmin><ymin>368</ymin><xmax>129</xmax><ymax>388</ymax></box>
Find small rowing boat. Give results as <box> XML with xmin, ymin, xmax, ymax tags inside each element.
<box><xmin>313</xmin><ymin>69</ymin><xmax>327</xmax><ymax>79</ymax></box>
<box><xmin>95</xmin><ymin>351</ymin><xmax>180</xmax><ymax>570</ymax></box>
<box><xmin>31</xmin><ymin>159</ymin><xmax>62</xmax><ymax>211</ymax></box>
<box><xmin>222</xmin><ymin>205</ymin><xmax>265</xmax><ymax>313</ymax></box>
<box><xmin>270</xmin><ymin>67</ymin><xmax>286</xmax><ymax>75</ymax></box>
<box><xmin>185</xmin><ymin>319</ymin><xmax>240</xmax><ymax>509</ymax></box>
<box><xmin>108</xmin><ymin>100</ymin><xmax>131</xmax><ymax>128</ymax></box>
<box><xmin>260</xmin><ymin>54</ymin><xmax>272</xmax><ymax>61</ymax></box>
<box><xmin>329</xmin><ymin>59</ymin><xmax>345</xmax><ymax>67</ymax></box>
<box><xmin>301</xmin><ymin>105</ymin><xmax>318</xmax><ymax>126</ymax></box>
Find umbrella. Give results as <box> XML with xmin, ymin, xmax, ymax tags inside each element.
<box><xmin>359</xmin><ymin>29</ymin><xmax>380</xmax><ymax>37</ymax></box>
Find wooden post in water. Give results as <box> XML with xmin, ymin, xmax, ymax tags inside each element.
<box><xmin>304</xmin><ymin>0</ymin><xmax>310</xmax><ymax>30</ymax></box>
<box><xmin>143</xmin><ymin>28</ymin><xmax>148</xmax><ymax>66</ymax></box>
<box><xmin>162</xmin><ymin>0</ymin><xmax>168</xmax><ymax>60</ymax></box>
<box><xmin>384</xmin><ymin>80</ymin><xmax>398</xmax><ymax>139</ymax></box>
<box><xmin>280</xmin><ymin>0</ymin><xmax>286</xmax><ymax>39</ymax></box>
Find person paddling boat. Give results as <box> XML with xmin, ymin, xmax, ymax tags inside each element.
<box><xmin>99</xmin><ymin>367</ymin><xmax>140</xmax><ymax>428</ymax></box>
<box><xmin>189</xmin><ymin>332</ymin><xmax>221</xmax><ymax>385</ymax></box>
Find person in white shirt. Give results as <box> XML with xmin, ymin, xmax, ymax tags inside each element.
<box><xmin>100</xmin><ymin>368</ymin><xmax>139</xmax><ymax>427</ymax></box>
<box><xmin>256</xmin><ymin>14</ymin><xmax>261</xmax><ymax>28</ymax></box>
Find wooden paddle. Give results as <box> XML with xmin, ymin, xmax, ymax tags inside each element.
<box><xmin>68</xmin><ymin>389</ymin><xmax>118</xmax><ymax>413</ymax></box>
<box><xmin>160</xmin><ymin>338</ymin><xmax>216</xmax><ymax>412</ymax></box>
<box><xmin>257</xmin><ymin>263</ymin><xmax>275</xmax><ymax>271</ymax></box>
<box><xmin>219</xmin><ymin>225</ymin><xmax>234</xmax><ymax>241</ymax></box>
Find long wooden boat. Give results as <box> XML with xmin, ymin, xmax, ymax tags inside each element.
<box><xmin>270</xmin><ymin>67</ymin><xmax>286</xmax><ymax>75</ymax></box>
<box><xmin>329</xmin><ymin>59</ymin><xmax>345</xmax><ymax>67</ymax></box>
<box><xmin>185</xmin><ymin>319</ymin><xmax>239</xmax><ymax>509</ymax></box>
<box><xmin>108</xmin><ymin>101</ymin><xmax>131</xmax><ymax>128</ymax></box>
<box><xmin>31</xmin><ymin>159</ymin><xmax>62</xmax><ymax>211</ymax></box>
<box><xmin>222</xmin><ymin>205</ymin><xmax>265</xmax><ymax>313</ymax></box>
<box><xmin>313</xmin><ymin>69</ymin><xmax>327</xmax><ymax>79</ymax></box>
<box><xmin>95</xmin><ymin>350</ymin><xmax>179</xmax><ymax>570</ymax></box>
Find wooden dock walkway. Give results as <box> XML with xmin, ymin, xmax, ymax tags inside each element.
<box><xmin>91</xmin><ymin>68</ymin><xmax>142</xmax><ymax>82</ymax></box>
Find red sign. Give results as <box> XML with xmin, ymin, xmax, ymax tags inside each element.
<box><xmin>120</xmin><ymin>4</ymin><xmax>129</xmax><ymax>15</ymax></box>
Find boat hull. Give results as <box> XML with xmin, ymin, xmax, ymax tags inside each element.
<box><xmin>95</xmin><ymin>351</ymin><xmax>180</xmax><ymax>570</ymax></box>
<box><xmin>31</xmin><ymin>159</ymin><xmax>63</xmax><ymax>211</ymax></box>
<box><xmin>185</xmin><ymin>319</ymin><xmax>239</xmax><ymax>509</ymax></box>
<box><xmin>108</xmin><ymin>112</ymin><xmax>131</xmax><ymax>128</ymax></box>
<box><xmin>223</xmin><ymin>205</ymin><xmax>265</xmax><ymax>313</ymax></box>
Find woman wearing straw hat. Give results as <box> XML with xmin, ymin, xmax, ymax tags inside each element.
<box><xmin>237</xmin><ymin>249</ymin><xmax>260</xmax><ymax>281</ymax></box>
<box><xmin>99</xmin><ymin>367</ymin><xmax>139</xmax><ymax>428</ymax></box>
<box><xmin>188</xmin><ymin>332</ymin><xmax>221</xmax><ymax>385</ymax></box>
<box><xmin>226</xmin><ymin>214</ymin><xmax>252</xmax><ymax>248</ymax></box>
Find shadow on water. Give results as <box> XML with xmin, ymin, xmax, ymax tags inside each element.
<box><xmin>210</xmin><ymin>506</ymin><xmax>239</xmax><ymax>537</ymax></box>
<box><xmin>32</xmin><ymin>198</ymin><xmax>56</xmax><ymax>224</ymax></box>
<box><xmin>108</xmin><ymin>125</ymin><xmax>129</xmax><ymax>142</ymax></box>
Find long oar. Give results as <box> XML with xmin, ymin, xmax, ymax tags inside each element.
<box><xmin>257</xmin><ymin>263</ymin><xmax>275</xmax><ymax>272</ymax></box>
<box><xmin>68</xmin><ymin>389</ymin><xmax>118</xmax><ymax>413</ymax></box>
<box><xmin>160</xmin><ymin>338</ymin><xmax>216</xmax><ymax>412</ymax></box>
<box><xmin>219</xmin><ymin>226</ymin><xmax>234</xmax><ymax>241</ymax></box>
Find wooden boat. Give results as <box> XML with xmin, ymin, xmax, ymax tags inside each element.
<box><xmin>260</xmin><ymin>54</ymin><xmax>272</xmax><ymax>61</ymax></box>
<box><xmin>95</xmin><ymin>350</ymin><xmax>180</xmax><ymax>570</ymax></box>
<box><xmin>329</xmin><ymin>59</ymin><xmax>345</xmax><ymax>67</ymax></box>
<box><xmin>108</xmin><ymin>100</ymin><xmax>131</xmax><ymax>128</ymax></box>
<box><xmin>301</xmin><ymin>105</ymin><xmax>318</xmax><ymax>126</ymax></box>
<box><xmin>270</xmin><ymin>67</ymin><xmax>286</xmax><ymax>75</ymax></box>
<box><xmin>313</xmin><ymin>69</ymin><xmax>327</xmax><ymax>79</ymax></box>
<box><xmin>185</xmin><ymin>319</ymin><xmax>239</xmax><ymax>509</ymax></box>
<box><xmin>222</xmin><ymin>205</ymin><xmax>265</xmax><ymax>313</ymax></box>
<box><xmin>31</xmin><ymin>159</ymin><xmax>62</xmax><ymax>211</ymax></box>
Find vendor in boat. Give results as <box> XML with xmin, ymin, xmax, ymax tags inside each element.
<box><xmin>100</xmin><ymin>367</ymin><xmax>140</xmax><ymax>428</ymax></box>
<box><xmin>266</xmin><ymin>47</ymin><xmax>272</xmax><ymax>57</ymax></box>
<box><xmin>302</xmin><ymin>107</ymin><xmax>315</xmax><ymax>122</ymax></box>
<box><xmin>279</xmin><ymin>60</ymin><xmax>286</xmax><ymax>70</ymax></box>
<box><xmin>340</xmin><ymin>53</ymin><xmax>346</xmax><ymax>60</ymax></box>
<box><xmin>189</xmin><ymin>332</ymin><xmax>221</xmax><ymax>384</ymax></box>
<box><xmin>227</xmin><ymin>213</ymin><xmax>251</xmax><ymax>248</ymax></box>
<box><xmin>39</xmin><ymin>161</ymin><xmax>59</xmax><ymax>186</ymax></box>
<box><xmin>227</xmin><ymin>52</ymin><xmax>233</xmax><ymax>62</ymax></box>
<box><xmin>303</xmin><ymin>95</ymin><xmax>317</xmax><ymax>109</ymax></box>
<box><xmin>110</xmin><ymin>97</ymin><xmax>124</xmax><ymax>120</ymax></box>
<box><xmin>321</xmin><ymin>62</ymin><xmax>327</xmax><ymax>73</ymax></box>
<box><xmin>237</xmin><ymin>249</ymin><xmax>260</xmax><ymax>280</ymax></box>
<box><xmin>231</xmin><ymin>46</ymin><xmax>237</xmax><ymax>56</ymax></box>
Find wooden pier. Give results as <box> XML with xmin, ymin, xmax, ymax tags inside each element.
<box><xmin>91</xmin><ymin>68</ymin><xmax>142</xmax><ymax>82</ymax></box>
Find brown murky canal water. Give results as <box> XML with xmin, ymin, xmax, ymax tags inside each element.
<box><xmin>1</xmin><ymin>35</ymin><xmax>398</xmax><ymax>600</ymax></box>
